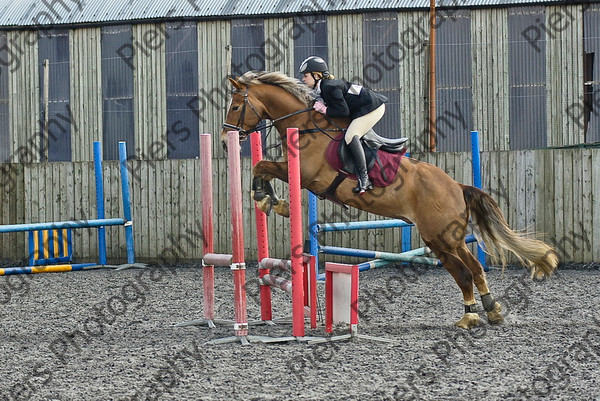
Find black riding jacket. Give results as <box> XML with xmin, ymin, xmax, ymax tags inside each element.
<box><xmin>318</xmin><ymin>79</ymin><xmax>388</xmax><ymax>119</ymax></box>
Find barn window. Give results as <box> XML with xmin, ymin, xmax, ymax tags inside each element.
<box><xmin>435</xmin><ymin>9</ymin><xmax>473</xmax><ymax>152</ymax></box>
<box><xmin>38</xmin><ymin>29</ymin><xmax>71</xmax><ymax>161</ymax></box>
<box><xmin>231</xmin><ymin>19</ymin><xmax>266</xmax><ymax>157</ymax></box>
<box><xmin>584</xmin><ymin>5</ymin><xmax>600</xmax><ymax>143</ymax></box>
<box><xmin>508</xmin><ymin>7</ymin><xmax>547</xmax><ymax>150</ymax></box>
<box><xmin>293</xmin><ymin>15</ymin><xmax>328</xmax><ymax>78</ymax></box>
<box><xmin>166</xmin><ymin>22</ymin><xmax>199</xmax><ymax>159</ymax></box>
<box><xmin>0</xmin><ymin>32</ymin><xmax>8</xmax><ymax>162</ymax></box>
<box><xmin>363</xmin><ymin>12</ymin><xmax>401</xmax><ymax>139</ymax></box>
<box><xmin>268</xmin><ymin>14</ymin><xmax>329</xmax><ymax>160</ymax></box>
<box><xmin>101</xmin><ymin>25</ymin><xmax>135</xmax><ymax>160</ymax></box>
<box><xmin>231</xmin><ymin>19</ymin><xmax>266</xmax><ymax>76</ymax></box>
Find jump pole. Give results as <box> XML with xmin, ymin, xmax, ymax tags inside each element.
<box><xmin>177</xmin><ymin>133</ymin><xmax>254</xmax><ymax>334</ymax></box>
<box><xmin>250</xmin><ymin>132</ymin><xmax>273</xmax><ymax>322</ymax></box>
<box><xmin>471</xmin><ymin>130</ymin><xmax>487</xmax><ymax>270</ymax></box>
<box><xmin>246</xmin><ymin>129</ymin><xmax>322</xmax><ymax>343</ymax></box>
<box><xmin>175</xmin><ymin>134</ymin><xmax>234</xmax><ymax>329</ymax></box>
<box><xmin>288</xmin><ymin>127</ymin><xmax>305</xmax><ymax>338</ymax></box>
<box><xmin>197</xmin><ymin>131</ymin><xmax>255</xmax><ymax>345</ymax></box>
<box><xmin>178</xmin><ymin>131</ymin><xmax>306</xmax><ymax>345</ymax></box>
<box><xmin>228</xmin><ymin>131</ymin><xmax>249</xmax><ymax>339</ymax></box>
<box><xmin>93</xmin><ymin>142</ymin><xmax>107</xmax><ymax>266</ymax></box>
<box><xmin>202</xmin><ymin>134</ymin><xmax>215</xmax><ymax>325</ymax></box>
<box><xmin>118</xmin><ymin>141</ymin><xmax>136</xmax><ymax>266</ymax></box>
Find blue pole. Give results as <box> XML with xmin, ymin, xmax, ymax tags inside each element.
<box><xmin>317</xmin><ymin>219</ymin><xmax>412</xmax><ymax>233</ymax></box>
<box><xmin>119</xmin><ymin>142</ymin><xmax>135</xmax><ymax>264</ymax></box>
<box><xmin>470</xmin><ymin>131</ymin><xmax>488</xmax><ymax>272</ymax></box>
<box><xmin>308</xmin><ymin>191</ymin><xmax>319</xmax><ymax>278</ymax></box>
<box><xmin>0</xmin><ymin>218</ymin><xmax>127</xmax><ymax>233</ymax></box>
<box><xmin>401</xmin><ymin>151</ymin><xmax>412</xmax><ymax>253</ymax></box>
<box><xmin>93</xmin><ymin>142</ymin><xmax>107</xmax><ymax>266</ymax></box>
<box><xmin>320</xmin><ymin>245</ymin><xmax>441</xmax><ymax>265</ymax></box>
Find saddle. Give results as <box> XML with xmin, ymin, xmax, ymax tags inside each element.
<box><xmin>318</xmin><ymin>130</ymin><xmax>408</xmax><ymax>205</ymax></box>
<box><xmin>336</xmin><ymin>129</ymin><xmax>408</xmax><ymax>177</ymax></box>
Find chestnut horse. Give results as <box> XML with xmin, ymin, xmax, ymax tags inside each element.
<box><xmin>221</xmin><ymin>71</ymin><xmax>558</xmax><ymax>329</ymax></box>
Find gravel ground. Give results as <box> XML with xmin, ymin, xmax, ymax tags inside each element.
<box><xmin>0</xmin><ymin>262</ymin><xmax>599</xmax><ymax>401</ymax></box>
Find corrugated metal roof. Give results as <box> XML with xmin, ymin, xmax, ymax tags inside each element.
<box><xmin>0</xmin><ymin>0</ymin><xmax>594</xmax><ymax>28</ymax></box>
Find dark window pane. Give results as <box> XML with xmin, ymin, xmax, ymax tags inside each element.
<box><xmin>0</xmin><ymin>32</ymin><xmax>9</xmax><ymax>162</ymax></box>
<box><xmin>509</xmin><ymin>86</ymin><xmax>547</xmax><ymax>149</ymax></box>
<box><xmin>508</xmin><ymin>7</ymin><xmax>547</xmax><ymax>150</ymax></box>
<box><xmin>436</xmin><ymin>89</ymin><xmax>472</xmax><ymax>152</ymax></box>
<box><xmin>436</xmin><ymin>10</ymin><xmax>472</xmax><ymax>152</ymax></box>
<box><xmin>166</xmin><ymin>23</ymin><xmax>199</xmax><ymax>159</ymax></box>
<box><xmin>167</xmin><ymin>96</ymin><xmax>199</xmax><ymax>159</ymax></box>
<box><xmin>584</xmin><ymin>7</ymin><xmax>600</xmax><ymax>143</ymax></box>
<box><xmin>586</xmin><ymin>85</ymin><xmax>600</xmax><ymax>143</ymax></box>
<box><xmin>166</xmin><ymin>22</ymin><xmax>198</xmax><ymax>97</ymax></box>
<box><xmin>102</xmin><ymin>99</ymin><xmax>134</xmax><ymax>159</ymax></box>
<box><xmin>363</xmin><ymin>13</ymin><xmax>401</xmax><ymax>138</ymax></box>
<box><xmin>293</xmin><ymin>15</ymin><xmax>327</xmax><ymax>79</ymax></box>
<box><xmin>231</xmin><ymin>19</ymin><xmax>265</xmax><ymax>76</ymax></box>
<box><xmin>374</xmin><ymin>89</ymin><xmax>401</xmax><ymax>139</ymax></box>
<box><xmin>437</xmin><ymin>10</ymin><xmax>472</xmax><ymax>88</ymax></box>
<box><xmin>38</xmin><ymin>30</ymin><xmax>71</xmax><ymax>161</ymax></box>
<box><xmin>231</xmin><ymin>19</ymin><xmax>265</xmax><ymax>156</ymax></box>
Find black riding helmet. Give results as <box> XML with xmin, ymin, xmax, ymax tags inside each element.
<box><xmin>299</xmin><ymin>56</ymin><xmax>330</xmax><ymax>78</ymax></box>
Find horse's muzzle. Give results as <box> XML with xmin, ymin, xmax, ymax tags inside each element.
<box><xmin>222</xmin><ymin>124</ymin><xmax>251</xmax><ymax>147</ymax></box>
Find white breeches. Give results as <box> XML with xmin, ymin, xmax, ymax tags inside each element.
<box><xmin>344</xmin><ymin>104</ymin><xmax>386</xmax><ymax>144</ymax></box>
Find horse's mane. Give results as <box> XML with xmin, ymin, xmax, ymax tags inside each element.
<box><xmin>238</xmin><ymin>71</ymin><xmax>313</xmax><ymax>106</ymax></box>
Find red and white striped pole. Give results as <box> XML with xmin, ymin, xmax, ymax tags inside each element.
<box><xmin>250</xmin><ymin>132</ymin><xmax>272</xmax><ymax>322</ymax></box>
<box><xmin>227</xmin><ymin>131</ymin><xmax>248</xmax><ymax>337</ymax></box>
<box><xmin>200</xmin><ymin>134</ymin><xmax>214</xmax><ymax>321</ymax></box>
<box><xmin>287</xmin><ymin>128</ymin><xmax>305</xmax><ymax>338</ymax></box>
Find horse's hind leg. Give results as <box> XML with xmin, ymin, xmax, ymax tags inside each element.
<box><xmin>431</xmin><ymin>246</ymin><xmax>482</xmax><ymax>329</ymax></box>
<box><xmin>457</xmin><ymin>244</ymin><xmax>504</xmax><ymax>324</ymax></box>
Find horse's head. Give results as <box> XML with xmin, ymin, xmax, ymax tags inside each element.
<box><xmin>221</xmin><ymin>77</ymin><xmax>266</xmax><ymax>151</ymax></box>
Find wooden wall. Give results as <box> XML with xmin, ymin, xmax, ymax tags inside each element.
<box><xmin>1</xmin><ymin>4</ymin><xmax>598</xmax><ymax>265</ymax></box>
<box><xmin>1</xmin><ymin>6</ymin><xmax>594</xmax><ymax>160</ymax></box>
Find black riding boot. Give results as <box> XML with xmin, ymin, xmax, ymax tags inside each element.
<box><xmin>347</xmin><ymin>136</ymin><xmax>373</xmax><ymax>195</ymax></box>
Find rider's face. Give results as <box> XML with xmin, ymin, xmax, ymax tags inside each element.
<box><xmin>302</xmin><ymin>73</ymin><xmax>316</xmax><ymax>88</ymax></box>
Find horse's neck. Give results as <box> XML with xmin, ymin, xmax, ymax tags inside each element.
<box><xmin>259</xmin><ymin>86</ymin><xmax>307</xmax><ymax>120</ymax></box>
<box><xmin>259</xmin><ymin>86</ymin><xmax>345</xmax><ymax>142</ymax></box>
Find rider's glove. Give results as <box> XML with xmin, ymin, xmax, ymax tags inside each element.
<box><xmin>314</xmin><ymin>101</ymin><xmax>327</xmax><ymax>114</ymax></box>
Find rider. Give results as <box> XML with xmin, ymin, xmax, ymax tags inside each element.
<box><xmin>299</xmin><ymin>56</ymin><xmax>387</xmax><ymax>195</ymax></box>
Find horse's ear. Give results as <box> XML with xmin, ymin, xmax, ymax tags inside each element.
<box><xmin>228</xmin><ymin>77</ymin><xmax>242</xmax><ymax>90</ymax></box>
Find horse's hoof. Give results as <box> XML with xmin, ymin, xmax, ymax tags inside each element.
<box><xmin>255</xmin><ymin>196</ymin><xmax>272</xmax><ymax>216</ymax></box>
<box><xmin>486</xmin><ymin>302</ymin><xmax>504</xmax><ymax>325</ymax></box>
<box><xmin>272</xmin><ymin>200</ymin><xmax>290</xmax><ymax>218</ymax></box>
<box><xmin>454</xmin><ymin>313</ymin><xmax>481</xmax><ymax>329</ymax></box>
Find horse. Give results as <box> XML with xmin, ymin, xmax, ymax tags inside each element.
<box><xmin>221</xmin><ymin>70</ymin><xmax>559</xmax><ymax>329</ymax></box>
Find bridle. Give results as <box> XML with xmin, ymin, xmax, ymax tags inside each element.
<box><xmin>222</xmin><ymin>86</ymin><xmax>314</xmax><ymax>141</ymax></box>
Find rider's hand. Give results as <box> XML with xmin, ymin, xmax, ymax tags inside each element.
<box><xmin>314</xmin><ymin>101</ymin><xmax>327</xmax><ymax>114</ymax></box>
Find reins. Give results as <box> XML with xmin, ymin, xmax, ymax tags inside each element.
<box><xmin>222</xmin><ymin>85</ymin><xmax>346</xmax><ymax>150</ymax></box>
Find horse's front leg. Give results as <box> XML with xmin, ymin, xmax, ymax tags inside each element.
<box><xmin>252</xmin><ymin>160</ymin><xmax>290</xmax><ymax>217</ymax></box>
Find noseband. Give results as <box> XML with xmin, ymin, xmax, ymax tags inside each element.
<box><xmin>222</xmin><ymin>86</ymin><xmax>263</xmax><ymax>140</ymax></box>
<box><xmin>222</xmin><ymin>85</ymin><xmax>314</xmax><ymax>141</ymax></box>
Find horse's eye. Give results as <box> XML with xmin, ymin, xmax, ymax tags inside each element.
<box><xmin>232</xmin><ymin>106</ymin><xmax>240</xmax><ymax>111</ymax></box>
